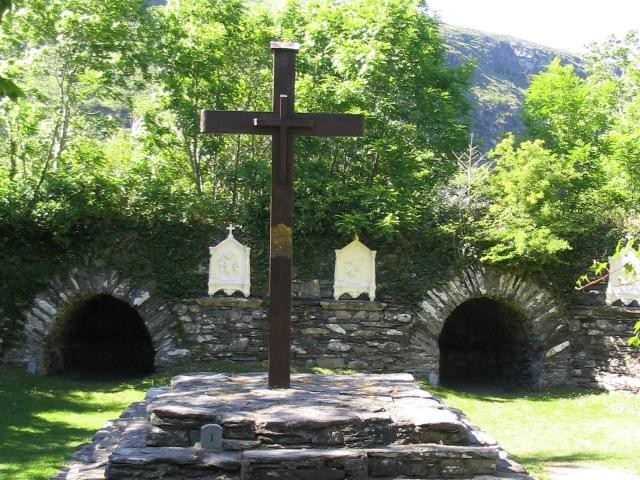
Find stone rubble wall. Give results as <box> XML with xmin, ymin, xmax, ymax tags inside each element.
<box><xmin>176</xmin><ymin>298</ymin><xmax>418</xmax><ymax>374</ymax></box>
<box><xmin>0</xmin><ymin>270</ymin><xmax>187</xmax><ymax>373</ymax></box>
<box><xmin>1</xmin><ymin>269</ymin><xmax>638</xmax><ymax>394</ymax></box>
<box><xmin>175</xmin><ymin>297</ymin><xmax>639</xmax><ymax>393</ymax></box>
<box><xmin>563</xmin><ymin>304</ymin><xmax>640</xmax><ymax>393</ymax></box>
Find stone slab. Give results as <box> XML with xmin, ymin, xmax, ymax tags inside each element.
<box><xmin>241</xmin><ymin>448</ymin><xmax>368</xmax><ymax>479</ymax></box>
<box><xmin>321</xmin><ymin>300</ymin><xmax>387</xmax><ymax>311</ymax></box>
<box><xmin>367</xmin><ymin>444</ymin><xmax>498</xmax><ymax>478</ymax></box>
<box><xmin>196</xmin><ymin>297</ymin><xmax>263</xmax><ymax>309</ymax></box>
<box><xmin>145</xmin><ymin>373</ymin><xmax>469</xmax><ymax>449</ymax></box>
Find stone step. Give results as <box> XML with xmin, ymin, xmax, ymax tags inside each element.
<box><xmin>54</xmin><ymin>374</ymin><xmax>530</xmax><ymax>480</ymax></box>
<box><xmin>240</xmin><ymin>448</ymin><xmax>367</xmax><ymax>480</ymax></box>
<box><xmin>146</xmin><ymin>374</ymin><xmax>471</xmax><ymax>449</ymax></box>
<box><xmin>366</xmin><ymin>444</ymin><xmax>498</xmax><ymax>479</ymax></box>
<box><xmin>146</xmin><ymin>402</ymin><xmax>470</xmax><ymax>448</ymax></box>
<box><xmin>105</xmin><ymin>443</ymin><xmax>500</xmax><ymax>480</ymax></box>
<box><xmin>106</xmin><ymin>448</ymin><xmax>240</xmax><ymax>479</ymax></box>
<box><xmin>146</xmin><ymin>382</ymin><xmax>470</xmax><ymax>448</ymax></box>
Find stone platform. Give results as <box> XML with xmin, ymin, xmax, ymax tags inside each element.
<box><xmin>54</xmin><ymin>373</ymin><xmax>533</xmax><ymax>480</ymax></box>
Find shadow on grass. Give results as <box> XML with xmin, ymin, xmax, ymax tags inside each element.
<box><xmin>515</xmin><ymin>452</ymin><xmax>612</xmax><ymax>465</ymax></box>
<box><xmin>0</xmin><ymin>361</ymin><xmax>266</xmax><ymax>479</ymax></box>
<box><xmin>421</xmin><ymin>380</ymin><xmax>607</xmax><ymax>404</ymax></box>
<box><xmin>510</xmin><ymin>452</ymin><xmax>619</xmax><ymax>480</ymax></box>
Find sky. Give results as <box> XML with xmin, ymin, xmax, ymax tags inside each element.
<box><xmin>426</xmin><ymin>0</ymin><xmax>640</xmax><ymax>53</ymax></box>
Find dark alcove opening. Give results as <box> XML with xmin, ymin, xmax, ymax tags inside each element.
<box><xmin>438</xmin><ymin>297</ymin><xmax>534</xmax><ymax>390</ymax></box>
<box><xmin>46</xmin><ymin>294</ymin><xmax>155</xmax><ymax>379</ymax></box>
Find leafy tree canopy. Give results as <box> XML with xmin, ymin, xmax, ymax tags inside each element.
<box><xmin>0</xmin><ymin>0</ymin><xmax>471</xmax><ymax>336</ymax></box>
<box><xmin>471</xmin><ymin>32</ymin><xmax>640</xmax><ymax>288</ymax></box>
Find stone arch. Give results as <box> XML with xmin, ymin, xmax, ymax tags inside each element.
<box><xmin>43</xmin><ymin>294</ymin><xmax>155</xmax><ymax>377</ymax></box>
<box><xmin>411</xmin><ymin>266</ymin><xmax>569</xmax><ymax>389</ymax></box>
<box><xmin>3</xmin><ymin>270</ymin><xmax>188</xmax><ymax>374</ymax></box>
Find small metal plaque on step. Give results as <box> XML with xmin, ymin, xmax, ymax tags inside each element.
<box><xmin>201</xmin><ymin>423</ymin><xmax>223</xmax><ymax>451</ymax></box>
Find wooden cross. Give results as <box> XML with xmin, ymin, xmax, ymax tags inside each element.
<box><xmin>200</xmin><ymin>41</ymin><xmax>364</xmax><ymax>388</ymax></box>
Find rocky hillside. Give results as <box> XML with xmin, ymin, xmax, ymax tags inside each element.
<box><xmin>441</xmin><ymin>24</ymin><xmax>583</xmax><ymax>150</ymax></box>
<box><xmin>144</xmin><ymin>2</ymin><xmax>582</xmax><ymax>150</ymax></box>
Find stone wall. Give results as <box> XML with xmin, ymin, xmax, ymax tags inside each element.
<box><xmin>1</xmin><ymin>270</ymin><xmax>188</xmax><ymax>373</ymax></box>
<box><xmin>564</xmin><ymin>302</ymin><xmax>640</xmax><ymax>393</ymax></box>
<box><xmin>2</xmin><ymin>268</ymin><xmax>639</xmax><ymax>394</ymax></box>
<box><xmin>172</xmin><ymin>268</ymin><xmax>639</xmax><ymax>392</ymax></box>
<box><xmin>176</xmin><ymin>297</ymin><xmax>415</xmax><ymax>373</ymax></box>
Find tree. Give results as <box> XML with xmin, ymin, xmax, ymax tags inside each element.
<box><xmin>137</xmin><ymin>0</ymin><xmax>274</xmax><ymax>201</ymax></box>
<box><xmin>277</xmin><ymin>0</ymin><xmax>472</xmax><ymax>239</ymax></box>
<box><xmin>523</xmin><ymin>58</ymin><xmax>615</xmax><ymax>154</ymax></box>
<box><xmin>0</xmin><ymin>0</ymin><xmax>23</xmax><ymax>100</ymax></box>
<box><xmin>438</xmin><ymin>135</ymin><xmax>489</xmax><ymax>260</ymax></box>
<box><xmin>0</xmin><ymin>0</ymin><xmax>473</xmax><ymax>314</ymax></box>
<box><xmin>0</xmin><ymin>0</ymin><xmax>149</xmax><ymax>205</ymax></box>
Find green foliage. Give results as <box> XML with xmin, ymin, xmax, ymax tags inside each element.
<box><xmin>0</xmin><ymin>76</ymin><xmax>23</xmax><ymax>100</ymax></box>
<box><xmin>0</xmin><ymin>0</ymin><xmax>637</xmax><ymax>332</ymax></box>
<box><xmin>575</xmin><ymin>239</ymin><xmax>640</xmax><ymax>290</ymax></box>
<box><xmin>0</xmin><ymin>0</ymin><xmax>23</xmax><ymax>101</ymax></box>
<box><xmin>629</xmin><ymin>321</ymin><xmax>640</xmax><ymax>348</ymax></box>
<box><xmin>139</xmin><ymin>0</ymin><xmax>274</xmax><ymax>198</ymax></box>
<box><xmin>279</xmin><ymin>0</ymin><xmax>472</xmax><ymax>239</ymax></box>
<box><xmin>468</xmin><ymin>34</ymin><xmax>640</xmax><ymax>292</ymax></box>
<box><xmin>0</xmin><ymin>0</ymin><xmax>473</xmax><ymax>350</ymax></box>
<box><xmin>476</xmin><ymin>136</ymin><xmax>604</xmax><ymax>272</ymax></box>
<box><xmin>437</xmin><ymin>136</ymin><xmax>489</xmax><ymax>262</ymax></box>
<box><xmin>524</xmin><ymin>59</ymin><xmax>615</xmax><ymax>154</ymax></box>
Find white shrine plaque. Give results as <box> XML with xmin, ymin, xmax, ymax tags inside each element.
<box><xmin>334</xmin><ymin>235</ymin><xmax>376</xmax><ymax>300</ymax></box>
<box><xmin>606</xmin><ymin>246</ymin><xmax>640</xmax><ymax>305</ymax></box>
<box><xmin>208</xmin><ymin>225</ymin><xmax>251</xmax><ymax>297</ymax></box>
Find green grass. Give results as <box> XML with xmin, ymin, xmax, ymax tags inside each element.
<box><xmin>0</xmin><ymin>362</ymin><xmax>265</xmax><ymax>480</ymax></box>
<box><xmin>1</xmin><ymin>363</ymin><xmax>639</xmax><ymax>479</ymax></box>
<box><xmin>424</xmin><ymin>384</ymin><xmax>640</xmax><ymax>480</ymax></box>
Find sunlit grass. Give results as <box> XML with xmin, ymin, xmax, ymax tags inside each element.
<box><xmin>422</xmin><ymin>384</ymin><xmax>640</xmax><ymax>479</ymax></box>
<box><xmin>2</xmin><ymin>363</ymin><xmax>639</xmax><ymax>480</ymax></box>
<box><xmin>0</xmin><ymin>362</ymin><xmax>264</xmax><ymax>480</ymax></box>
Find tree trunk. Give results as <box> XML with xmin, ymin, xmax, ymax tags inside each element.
<box><xmin>53</xmin><ymin>101</ymin><xmax>71</xmax><ymax>170</ymax></box>
<box><xmin>232</xmin><ymin>135</ymin><xmax>241</xmax><ymax>207</ymax></box>
<box><xmin>188</xmin><ymin>135</ymin><xmax>203</xmax><ymax>194</ymax></box>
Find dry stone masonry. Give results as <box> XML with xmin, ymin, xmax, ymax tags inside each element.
<box><xmin>567</xmin><ymin>295</ymin><xmax>640</xmax><ymax>393</ymax></box>
<box><xmin>2</xmin><ymin>266</ymin><xmax>639</xmax><ymax>393</ymax></box>
<box><xmin>54</xmin><ymin>373</ymin><xmax>532</xmax><ymax>480</ymax></box>
<box><xmin>1</xmin><ymin>270</ymin><xmax>187</xmax><ymax>375</ymax></box>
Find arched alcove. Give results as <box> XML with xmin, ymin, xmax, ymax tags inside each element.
<box><xmin>438</xmin><ymin>297</ymin><xmax>533</xmax><ymax>389</ymax></box>
<box><xmin>44</xmin><ymin>294</ymin><xmax>155</xmax><ymax>378</ymax></box>
<box><xmin>412</xmin><ymin>266</ymin><xmax>569</xmax><ymax>389</ymax></box>
<box><xmin>3</xmin><ymin>270</ymin><xmax>187</xmax><ymax>374</ymax></box>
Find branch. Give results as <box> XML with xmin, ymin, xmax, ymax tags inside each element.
<box><xmin>575</xmin><ymin>260</ymin><xmax>639</xmax><ymax>290</ymax></box>
<box><xmin>575</xmin><ymin>271</ymin><xmax>610</xmax><ymax>290</ymax></box>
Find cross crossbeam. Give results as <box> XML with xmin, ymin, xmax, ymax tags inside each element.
<box><xmin>200</xmin><ymin>110</ymin><xmax>364</xmax><ymax>137</ymax></box>
<box><xmin>200</xmin><ymin>41</ymin><xmax>364</xmax><ymax>388</ymax></box>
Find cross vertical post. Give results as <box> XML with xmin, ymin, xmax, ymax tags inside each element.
<box><xmin>267</xmin><ymin>43</ymin><xmax>297</xmax><ymax>388</ymax></box>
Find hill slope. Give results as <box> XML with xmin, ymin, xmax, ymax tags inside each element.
<box><xmin>441</xmin><ymin>24</ymin><xmax>583</xmax><ymax>150</ymax></box>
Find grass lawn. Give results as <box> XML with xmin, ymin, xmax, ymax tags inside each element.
<box><xmin>425</xmin><ymin>384</ymin><xmax>640</xmax><ymax>480</ymax></box>
<box><xmin>0</xmin><ymin>362</ymin><xmax>264</xmax><ymax>480</ymax></box>
<box><xmin>1</xmin><ymin>363</ymin><xmax>639</xmax><ymax>480</ymax></box>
